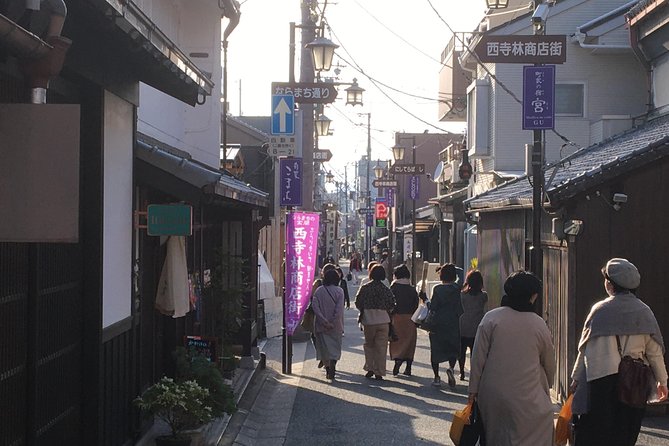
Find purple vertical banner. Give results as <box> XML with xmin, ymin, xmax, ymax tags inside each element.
<box><xmin>522</xmin><ymin>65</ymin><xmax>555</xmax><ymax>130</ymax></box>
<box><xmin>285</xmin><ymin>212</ymin><xmax>320</xmax><ymax>335</ymax></box>
<box><xmin>365</xmin><ymin>213</ymin><xmax>373</xmax><ymax>227</ymax></box>
<box><xmin>409</xmin><ymin>175</ymin><xmax>420</xmax><ymax>200</ymax></box>
<box><xmin>280</xmin><ymin>158</ymin><xmax>303</xmax><ymax>207</ymax></box>
<box><xmin>385</xmin><ymin>187</ymin><xmax>394</xmax><ymax>207</ymax></box>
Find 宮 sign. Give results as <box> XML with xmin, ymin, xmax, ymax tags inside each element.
<box><xmin>147</xmin><ymin>204</ymin><xmax>192</xmax><ymax>236</ymax></box>
<box><xmin>522</xmin><ymin>65</ymin><xmax>555</xmax><ymax>130</ymax></box>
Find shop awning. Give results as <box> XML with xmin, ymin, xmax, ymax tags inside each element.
<box><xmin>396</xmin><ymin>220</ymin><xmax>437</xmax><ymax>233</ymax></box>
<box><xmin>135</xmin><ymin>139</ymin><xmax>269</xmax><ymax>208</ymax></box>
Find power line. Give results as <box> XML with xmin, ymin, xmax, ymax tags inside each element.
<box><xmin>350</xmin><ymin>0</ymin><xmax>451</xmax><ymax>70</ymax></box>
<box><xmin>326</xmin><ymin>21</ymin><xmax>451</xmax><ymax>134</ymax></box>
<box><xmin>424</xmin><ymin>0</ymin><xmax>577</xmax><ymax>146</ymax></box>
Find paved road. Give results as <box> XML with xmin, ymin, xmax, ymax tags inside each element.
<box><xmin>221</xmin><ymin>270</ymin><xmax>669</xmax><ymax>446</ymax></box>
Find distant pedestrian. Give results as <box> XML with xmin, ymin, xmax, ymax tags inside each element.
<box><xmin>468</xmin><ymin>270</ymin><xmax>555</xmax><ymax>446</ymax></box>
<box><xmin>360</xmin><ymin>261</ymin><xmax>390</xmax><ymax>288</ymax></box>
<box><xmin>389</xmin><ymin>264</ymin><xmax>420</xmax><ymax>376</ymax></box>
<box><xmin>427</xmin><ymin>264</ymin><xmax>463</xmax><ymax>388</ymax></box>
<box><xmin>356</xmin><ymin>264</ymin><xmax>395</xmax><ymax>380</ymax></box>
<box><xmin>458</xmin><ymin>270</ymin><xmax>488</xmax><ymax>380</ymax></box>
<box><xmin>310</xmin><ymin>263</ymin><xmax>337</xmax><ymax>369</ymax></box>
<box><xmin>335</xmin><ymin>266</ymin><xmax>350</xmax><ymax>309</ymax></box>
<box><xmin>571</xmin><ymin>258</ymin><xmax>668</xmax><ymax>446</ymax></box>
<box><xmin>311</xmin><ymin>269</ymin><xmax>345</xmax><ymax>380</ymax></box>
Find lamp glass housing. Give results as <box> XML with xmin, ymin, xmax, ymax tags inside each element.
<box><xmin>374</xmin><ymin>165</ymin><xmax>385</xmax><ymax>179</ymax></box>
<box><xmin>326</xmin><ymin>171</ymin><xmax>334</xmax><ymax>183</ymax></box>
<box><xmin>307</xmin><ymin>37</ymin><xmax>338</xmax><ymax>71</ymax></box>
<box><xmin>315</xmin><ymin>114</ymin><xmax>331</xmax><ymax>137</ymax></box>
<box><xmin>345</xmin><ymin>78</ymin><xmax>364</xmax><ymax>106</ymax></box>
<box><xmin>392</xmin><ymin>145</ymin><xmax>405</xmax><ymax>162</ymax></box>
<box><xmin>486</xmin><ymin>0</ymin><xmax>509</xmax><ymax>9</ymax></box>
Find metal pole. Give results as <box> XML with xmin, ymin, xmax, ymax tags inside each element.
<box><xmin>411</xmin><ymin>139</ymin><xmax>417</xmax><ymax>286</ymax></box>
<box><xmin>366</xmin><ymin>113</ymin><xmax>372</xmax><ymax>266</ymax></box>
<box><xmin>531</xmin><ymin>0</ymin><xmax>545</xmax><ymax>315</ymax></box>
<box><xmin>222</xmin><ymin>40</ymin><xmax>228</xmax><ymax>164</ymax></box>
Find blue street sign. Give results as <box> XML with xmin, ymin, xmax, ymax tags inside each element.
<box><xmin>271</xmin><ymin>94</ymin><xmax>295</xmax><ymax>135</ymax></box>
<box><xmin>280</xmin><ymin>158</ymin><xmax>302</xmax><ymax>206</ymax></box>
<box><xmin>409</xmin><ymin>175</ymin><xmax>420</xmax><ymax>200</ymax></box>
<box><xmin>365</xmin><ymin>213</ymin><xmax>373</xmax><ymax>227</ymax></box>
<box><xmin>523</xmin><ymin>65</ymin><xmax>555</xmax><ymax>130</ymax></box>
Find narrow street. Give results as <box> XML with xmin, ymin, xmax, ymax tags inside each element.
<box><xmin>221</xmin><ymin>268</ymin><xmax>669</xmax><ymax>446</ymax></box>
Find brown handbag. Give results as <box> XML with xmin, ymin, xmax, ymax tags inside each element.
<box><xmin>616</xmin><ymin>336</ymin><xmax>654</xmax><ymax>408</ymax></box>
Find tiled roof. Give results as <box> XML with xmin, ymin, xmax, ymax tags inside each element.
<box><xmin>465</xmin><ymin>114</ymin><xmax>669</xmax><ymax>211</ymax></box>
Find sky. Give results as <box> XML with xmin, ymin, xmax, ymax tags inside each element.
<box><xmin>226</xmin><ymin>0</ymin><xmax>486</xmax><ymax>183</ymax></box>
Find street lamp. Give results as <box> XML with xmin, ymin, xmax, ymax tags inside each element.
<box><xmin>306</xmin><ymin>36</ymin><xmax>338</xmax><ymax>72</ymax></box>
<box><xmin>392</xmin><ymin>144</ymin><xmax>405</xmax><ymax>163</ymax></box>
<box><xmin>326</xmin><ymin>171</ymin><xmax>334</xmax><ymax>184</ymax></box>
<box><xmin>315</xmin><ymin>114</ymin><xmax>332</xmax><ymax>137</ymax></box>
<box><xmin>374</xmin><ymin>163</ymin><xmax>385</xmax><ymax>180</ymax></box>
<box><xmin>345</xmin><ymin>78</ymin><xmax>365</xmax><ymax>106</ymax></box>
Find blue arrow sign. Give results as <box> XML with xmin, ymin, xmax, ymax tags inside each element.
<box><xmin>271</xmin><ymin>94</ymin><xmax>294</xmax><ymax>135</ymax></box>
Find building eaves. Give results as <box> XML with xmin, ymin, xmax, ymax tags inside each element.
<box><xmin>577</xmin><ymin>0</ymin><xmax>639</xmax><ymax>33</ymax></box>
<box><xmin>465</xmin><ymin>114</ymin><xmax>669</xmax><ymax>212</ymax></box>
<box><xmin>227</xmin><ymin>115</ymin><xmax>269</xmax><ymax>140</ymax></box>
<box><xmin>136</xmin><ymin>139</ymin><xmax>269</xmax><ymax>208</ymax></box>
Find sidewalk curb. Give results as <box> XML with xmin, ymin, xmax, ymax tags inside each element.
<box><xmin>200</xmin><ymin>339</ymin><xmax>268</xmax><ymax>446</ymax></box>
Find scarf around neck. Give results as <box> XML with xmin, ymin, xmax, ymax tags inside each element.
<box><xmin>572</xmin><ymin>292</ymin><xmax>664</xmax><ymax>415</ymax></box>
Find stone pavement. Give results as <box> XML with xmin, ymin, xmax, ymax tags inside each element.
<box><xmin>219</xmin><ymin>268</ymin><xmax>669</xmax><ymax>446</ymax></box>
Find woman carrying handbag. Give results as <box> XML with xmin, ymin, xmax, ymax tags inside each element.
<box><xmin>571</xmin><ymin>258</ymin><xmax>667</xmax><ymax>446</ymax></box>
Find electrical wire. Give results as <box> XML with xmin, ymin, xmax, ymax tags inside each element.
<box><xmin>350</xmin><ymin>0</ymin><xmax>452</xmax><ymax>70</ymax></box>
<box><xmin>326</xmin><ymin>21</ymin><xmax>451</xmax><ymax>133</ymax></box>
<box><xmin>424</xmin><ymin>0</ymin><xmax>579</xmax><ymax>147</ymax></box>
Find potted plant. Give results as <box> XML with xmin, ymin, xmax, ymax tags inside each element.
<box><xmin>134</xmin><ymin>377</ymin><xmax>214</xmax><ymax>446</ymax></box>
<box><xmin>174</xmin><ymin>347</ymin><xmax>236</xmax><ymax>416</ymax></box>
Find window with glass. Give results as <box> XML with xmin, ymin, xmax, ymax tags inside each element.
<box><xmin>555</xmin><ymin>83</ymin><xmax>584</xmax><ymax>117</ymax></box>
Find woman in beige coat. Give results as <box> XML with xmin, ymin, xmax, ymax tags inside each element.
<box><xmin>468</xmin><ymin>270</ymin><xmax>555</xmax><ymax>445</ymax></box>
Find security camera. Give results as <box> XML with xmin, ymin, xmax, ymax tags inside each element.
<box><xmin>612</xmin><ymin>193</ymin><xmax>628</xmax><ymax>204</ymax></box>
<box><xmin>532</xmin><ymin>3</ymin><xmax>550</xmax><ymax>23</ymax></box>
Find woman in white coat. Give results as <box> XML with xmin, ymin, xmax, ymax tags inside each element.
<box><xmin>468</xmin><ymin>270</ymin><xmax>555</xmax><ymax>446</ymax></box>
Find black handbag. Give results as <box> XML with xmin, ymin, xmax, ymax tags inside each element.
<box><xmin>388</xmin><ymin>322</ymin><xmax>399</xmax><ymax>341</ymax></box>
<box><xmin>460</xmin><ymin>401</ymin><xmax>486</xmax><ymax>446</ymax></box>
<box><xmin>419</xmin><ymin>309</ymin><xmax>438</xmax><ymax>332</ymax></box>
<box><xmin>616</xmin><ymin>336</ymin><xmax>653</xmax><ymax>408</ymax></box>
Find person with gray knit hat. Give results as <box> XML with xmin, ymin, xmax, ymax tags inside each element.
<box><xmin>571</xmin><ymin>258</ymin><xmax>668</xmax><ymax>446</ymax></box>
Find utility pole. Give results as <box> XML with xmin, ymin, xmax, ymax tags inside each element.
<box><xmin>531</xmin><ymin>0</ymin><xmax>545</xmax><ymax>305</ymax></box>
<box><xmin>365</xmin><ymin>113</ymin><xmax>372</xmax><ymax>265</ymax></box>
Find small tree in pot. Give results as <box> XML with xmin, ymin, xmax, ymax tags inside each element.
<box><xmin>134</xmin><ymin>377</ymin><xmax>214</xmax><ymax>446</ymax></box>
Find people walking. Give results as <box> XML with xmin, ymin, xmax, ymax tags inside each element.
<box><xmin>458</xmin><ymin>270</ymin><xmax>488</xmax><ymax>380</ymax></box>
<box><xmin>389</xmin><ymin>264</ymin><xmax>420</xmax><ymax>376</ymax></box>
<box><xmin>360</xmin><ymin>261</ymin><xmax>390</xmax><ymax>288</ymax></box>
<box><xmin>335</xmin><ymin>266</ymin><xmax>350</xmax><ymax>309</ymax></box>
<box><xmin>309</xmin><ymin>263</ymin><xmax>337</xmax><ymax>369</ymax></box>
<box><xmin>428</xmin><ymin>264</ymin><xmax>464</xmax><ymax>388</ymax></box>
<box><xmin>355</xmin><ymin>264</ymin><xmax>395</xmax><ymax>380</ymax></box>
<box><xmin>311</xmin><ymin>268</ymin><xmax>345</xmax><ymax>380</ymax></box>
<box><xmin>468</xmin><ymin>270</ymin><xmax>555</xmax><ymax>446</ymax></box>
<box><xmin>571</xmin><ymin>258</ymin><xmax>668</xmax><ymax>446</ymax></box>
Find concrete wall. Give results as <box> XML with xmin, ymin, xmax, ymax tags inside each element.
<box><xmin>136</xmin><ymin>0</ymin><xmax>223</xmax><ymax>169</ymax></box>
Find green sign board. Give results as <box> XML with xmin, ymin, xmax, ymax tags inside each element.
<box><xmin>147</xmin><ymin>204</ymin><xmax>192</xmax><ymax>236</ymax></box>
<box><xmin>375</xmin><ymin>218</ymin><xmax>387</xmax><ymax>229</ymax></box>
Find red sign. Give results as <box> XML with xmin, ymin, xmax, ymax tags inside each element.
<box><xmin>375</xmin><ymin>200</ymin><xmax>388</xmax><ymax>219</ymax></box>
<box><xmin>473</xmin><ymin>35</ymin><xmax>567</xmax><ymax>64</ymax></box>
